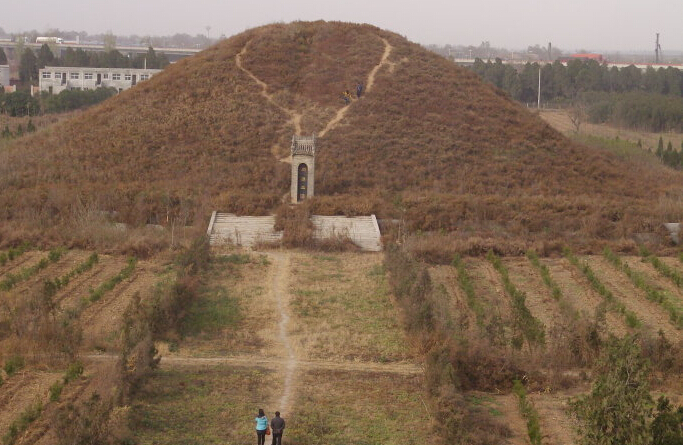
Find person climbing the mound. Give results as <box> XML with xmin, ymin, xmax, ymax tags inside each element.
<box><xmin>270</xmin><ymin>411</ymin><xmax>286</xmax><ymax>445</ymax></box>
<box><xmin>342</xmin><ymin>90</ymin><xmax>351</xmax><ymax>105</ymax></box>
<box><xmin>356</xmin><ymin>82</ymin><xmax>364</xmax><ymax>98</ymax></box>
<box><xmin>255</xmin><ymin>408</ymin><xmax>269</xmax><ymax>445</ymax></box>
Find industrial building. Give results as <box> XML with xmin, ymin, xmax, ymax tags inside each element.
<box><xmin>38</xmin><ymin>66</ymin><xmax>161</xmax><ymax>94</ymax></box>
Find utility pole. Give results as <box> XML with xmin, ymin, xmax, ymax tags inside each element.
<box><xmin>205</xmin><ymin>26</ymin><xmax>211</xmax><ymax>40</ymax></box>
<box><xmin>537</xmin><ymin>66</ymin><xmax>541</xmax><ymax>109</ymax></box>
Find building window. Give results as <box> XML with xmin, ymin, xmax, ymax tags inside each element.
<box><xmin>55</xmin><ymin>73</ymin><xmax>62</xmax><ymax>79</ymax></box>
<box><xmin>70</xmin><ymin>72</ymin><xmax>80</xmax><ymax>79</ymax></box>
<box><xmin>42</xmin><ymin>72</ymin><xmax>51</xmax><ymax>79</ymax></box>
<box><xmin>140</xmin><ymin>74</ymin><xmax>149</xmax><ymax>81</ymax></box>
<box><xmin>84</xmin><ymin>73</ymin><xmax>93</xmax><ymax>80</ymax></box>
<box><xmin>112</xmin><ymin>73</ymin><xmax>121</xmax><ymax>80</ymax></box>
<box><xmin>124</xmin><ymin>74</ymin><xmax>132</xmax><ymax>81</ymax></box>
<box><xmin>103</xmin><ymin>73</ymin><xmax>109</xmax><ymax>79</ymax></box>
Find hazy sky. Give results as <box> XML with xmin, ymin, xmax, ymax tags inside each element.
<box><xmin>5</xmin><ymin>0</ymin><xmax>683</xmax><ymax>52</ymax></box>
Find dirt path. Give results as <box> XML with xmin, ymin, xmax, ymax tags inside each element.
<box><xmin>235</xmin><ymin>42</ymin><xmax>302</xmax><ymax>140</ymax></box>
<box><xmin>319</xmin><ymin>38</ymin><xmax>394</xmax><ymax>138</ymax></box>
<box><xmin>155</xmin><ymin>355</ymin><xmax>422</xmax><ymax>374</ymax></box>
<box><xmin>529</xmin><ymin>392</ymin><xmax>580</xmax><ymax>445</ymax></box>
<box><xmin>493</xmin><ymin>393</ymin><xmax>531</xmax><ymax>445</ymax></box>
<box><xmin>268</xmin><ymin>252</ymin><xmax>297</xmax><ymax>413</ymax></box>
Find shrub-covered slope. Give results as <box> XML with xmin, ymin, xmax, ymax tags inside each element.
<box><xmin>1</xmin><ymin>21</ymin><xmax>682</xmax><ymax>248</ymax></box>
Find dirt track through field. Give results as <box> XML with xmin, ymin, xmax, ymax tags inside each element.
<box><xmin>551</xmin><ymin>258</ymin><xmax>628</xmax><ymax>337</ymax></box>
<box><xmin>0</xmin><ymin>251</ymin><xmax>44</xmax><ymax>279</ymax></box>
<box><xmin>505</xmin><ymin>258</ymin><xmax>564</xmax><ymax>333</ymax></box>
<box><xmin>494</xmin><ymin>393</ymin><xmax>530</xmax><ymax>445</ymax></box>
<box><xmin>269</xmin><ymin>252</ymin><xmax>297</xmax><ymax>414</ymax></box>
<box><xmin>540</xmin><ymin>109</ymin><xmax>683</xmax><ymax>152</ymax></box>
<box><xmin>0</xmin><ymin>371</ymin><xmax>57</xmax><ymax>434</ymax></box>
<box><xmin>586</xmin><ymin>256</ymin><xmax>681</xmax><ymax>341</ymax></box>
<box><xmin>54</xmin><ymin>256</ymin><xmax>129</xmax><ymax>307</ymax></box>
<box><xmin>529</xmin><ymin>392</ymin><xmax>580</xmax><ymax>445</ymax></box>
<box><xmin>79</xmin><ymin>261</ymin><xmax>157</xmax><ymax>345</ymax></box>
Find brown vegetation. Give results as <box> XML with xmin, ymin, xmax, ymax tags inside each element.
<box><xmin>1</xmin><ymin>21</ymin><xmax>682</xmax><ymax>252</ymax></box>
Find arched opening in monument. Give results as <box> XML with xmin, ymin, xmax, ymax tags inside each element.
<box><xmin>297</xmin><ymin>163</ymin><xmax>308</xmax><ymax>202</ymax></box>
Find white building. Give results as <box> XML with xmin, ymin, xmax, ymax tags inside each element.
<box><xmin>0</xmin><ymin>65</ymin><xmax>9</xmax><ymax>88</ymax></box>
<box><xmin>38</xmin><ymin>66</ymin><xmax>162</xmax><ymax>94</ymax></box>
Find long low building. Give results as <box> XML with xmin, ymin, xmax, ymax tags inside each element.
<box><xmin>39</xmin><ymin>66</ymin><xmax>162</xmax><ymax>94</ymax></box>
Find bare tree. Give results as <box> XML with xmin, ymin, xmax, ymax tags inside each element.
<box><xmin>569</xmin><ymin>100</ymin><xmax>587</xmax><ymax>134</ymax></box>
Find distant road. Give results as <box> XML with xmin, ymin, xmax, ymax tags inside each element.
<box><xmin>0</xmin><ymin>41</ymin><xmax>202</xmax><ymax>62</ymax></box>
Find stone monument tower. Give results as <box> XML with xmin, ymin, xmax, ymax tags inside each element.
<box><xmin>290</xmin><ymin>135</ymin><xmax>315</xmax><ymax>203</ymax></box>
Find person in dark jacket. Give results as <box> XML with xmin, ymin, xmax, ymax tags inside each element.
<box><xmin>356</xmin><ymin>82</ymin><xmax>363</xmax><ymax>98</ymax></box>
<box><xmin>270</xmin><ymin>411</ymin><xmax>285</xmax><ymax>445</ymax></box>
<box><xmin>255</xmin><ymin>408</ymin><xmax>268</xmax><ymax>445</ymax></box>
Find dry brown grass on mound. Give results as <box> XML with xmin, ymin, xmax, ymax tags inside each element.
<box><xmin>2</xmin><ymin>21</ymin><xmax>683</xmax><ymax>251</ymax></box>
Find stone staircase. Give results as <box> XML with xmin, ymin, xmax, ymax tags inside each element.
<box><xmin>207</xmin><ymin>212</ymin><xmax>283</xmax><ymax>247</ymax></box>
<box><xmin>207</xmin><ymin>212</ymin><xmax>382</xmax><ymax>251</ymax></box>
<box><xmin>311</xmin><ymin>215</ymin><xmax>382</xmax><ymax>252</ymax></box>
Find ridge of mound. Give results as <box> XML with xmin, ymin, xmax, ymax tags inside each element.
<box><xmin>1</xmin><ymin>20</ymin><xmax>683</xmax><ymax>249</ymax></box>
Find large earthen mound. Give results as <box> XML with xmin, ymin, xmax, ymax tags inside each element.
<box><xmin>2</xmin><ymin>21</ymin><xmax>682</xmax><ymax>249</ymax></box>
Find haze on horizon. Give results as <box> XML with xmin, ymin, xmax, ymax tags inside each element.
<box><xmin>4</xmin><ymin>0</ymin><xmax>683</xmax><ymax>52</ymax></box>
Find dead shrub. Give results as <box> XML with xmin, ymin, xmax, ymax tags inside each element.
<box><xmin>275</xmin><ymin>203</ymin><xmax>314</xmax><ymax>248</ymax></box>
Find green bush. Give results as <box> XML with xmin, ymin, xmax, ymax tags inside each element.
<box><xmin>571</xmin><ymin>336</ymin><xmax>652</xmax><ymax>445</ymax></box>
<box><xmin>651</xmin><ymin>396</ymin><xmax>683</xmax><ymax>445</ymax></box>
<box><xmin>487</xmin><ymin>251</ymin><xmax>545</xmax><ymax>350</ymax></box>
<box><xmin>452</xmin><ymin>254</ymin><xmax>486</xmax><ymax>326</ymax></box>
<box><xmin>643</xmin><ymin>248</ymin><xmax>683</xmax><ymax>288</ymax></box>
<box><xmin>513</xmin><ymin>380</ymin><xmax>542</xmax><ymax>445</ymax></box>
<box><xmin>49</xmin><ymin>381</ymin><xmax>64</xmax><ymax>402</ymax></box>
<box><xmin>44</xmin><ymin>253</ymin><xmax>99</xmax><ymax>298</ymax></box>
<box><xmin>0</xmin><ymin>243</ymin><xmax>30</xmax><ymax>266</ymax></box>
<box><xmin>40</xmin><ymin>87</ymin><xmax>117</xmax><ymax>114</ymax></box>
<box><xmin>3</xmin><ymin>356</ymin><xmax>25</xmax><ymax>376</ymax></box>
<box><xmin>2</xmin><ymin>401</ymin><xmax>43</xmax><ymax>445</ymax></box>
<box><xmin>526</xmin><ymin>250</ymin><xmax>562</xmax><ymax>301</ymax></box>
<box><xmin>89</xmin><ymin>258</ymin><xmax>136</xmax><ymax>302</ymax></box>
<box><xmin>64</xmin><ymin>361</ymin><xmax>84</xmax><ymax>383</ymax></box>
<box><xmin>0</xmin><ymin>248</ymin><xmax>65</xmax><ymax>292</ymax></box>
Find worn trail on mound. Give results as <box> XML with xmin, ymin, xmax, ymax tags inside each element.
<box><xmin>236</xmin><ymin>36</ymin><xmax>395</xmax><ymax>165</ymax></box>
<box><xmin>319</xmin><ymin>38</ymin><xmax>394</xmax><ymax>138</ymax></box>
<box><xmin>235</xmin><ymin>42</ymin><xmax>302</xmax><ymax>161</ymax></box>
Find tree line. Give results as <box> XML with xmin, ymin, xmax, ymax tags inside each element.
<box><xmin>19</xmin><ymin>44</ymin><xmax>169</xmax><ymax>85</ymax></box>
<box><xmin>471</xmin><ymin>58</ymin><xmax>683</xmax><ymax>103</ymax></box>
<box><xmin>470</xmin><ymin>59</ymin><xmax>683</xmax><ymax>132</ymax></box>
<box><xmin>0</xmin><ymin>88</ymin><xmax>117</xmax><ymax>117</ymax></box>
